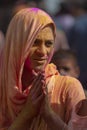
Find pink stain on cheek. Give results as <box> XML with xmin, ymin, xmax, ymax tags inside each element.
<box><xmin>25</xmin><ymin>58</ymin><xmax>31</xmax><ymax>70</ymax></box>
<box><xmin>24</xmin><ymin>58</ymin><xmax>33</xmax><ymax>78</ymax></box>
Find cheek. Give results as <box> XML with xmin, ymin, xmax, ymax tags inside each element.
<box><xmin>29</xmin><ymin>48</ymin><xmax>35</xmax><ymax>58</ymax></box>
<box><xmin>47</xmin><ymin>47</ymin><xmax>54</xmax><ymax>55</ymax></box>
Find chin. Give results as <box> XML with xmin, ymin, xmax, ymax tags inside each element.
<box><xmin>34</xmin><ymin>65</ymin><xmax>44</xmax><ymax>72</ymax></box>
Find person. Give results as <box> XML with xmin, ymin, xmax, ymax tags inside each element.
<box><xmin>67</xmin><ymin>0</ymin><xmax>87</xmax><ymax>90</ymax></box>
<box><xmin>51</xmin><ymin>49</ymin><xmax>87</xmax><ymax>98</ymax></box>
<box><xmin>51</xmin><ymin>49</ymin><xmax>80</xmax><ymax>78</ymax></box>
<box><xmin>0</xmin><ymin>8</ymin><xmax>86</xmax><ymax>130</ymax></box>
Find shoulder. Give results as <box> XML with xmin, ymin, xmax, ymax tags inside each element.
<box><xmin>55</xmin><ymin>75</ymin><xmax>85</xmax><ymax>97</ymax></box>
<box><xmin>65</xmin><ymin>76</ymin><xmax>82</xmax><ymax>87</ymax></box>
<box><xmin>62</xmin><ymin>76</ymin><xmax>84</xmax><ymax>93</ymax></box>
<box><xmin>55</xmin><ymin>74</ymin><xmax>81</xmax><ymax>85</ymax></box>
<box><xmin>63</xmin><ymin>76</ymin><xmax>86</xmax><ymax>103</ymax></box>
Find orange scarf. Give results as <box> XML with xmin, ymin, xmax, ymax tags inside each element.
<box><xmin>0</xmin><ymin>8</ymin><xmax>56</xmax><ymax>129</ymax></box>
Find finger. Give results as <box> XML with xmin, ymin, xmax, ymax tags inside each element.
<box><xmin>33</xmin><ymin>93</ymin><xmax>45</xmax><ymax>105</ymax></box>
<box><xmin>42</xmin><ymin>83</ymin><xmax>48</xmax><ymax>95</ymax></box>
<box><xmin>28</xmin><ymin>77</ymin><xmax>44</xmax><ymax>101</ymax></box>
<box><xmin>30</xmin><ymin>74</ymin><xmax>45</xmax><ymax>94</ymax></box>
<box><xmin>32</xmin><ymin>72</ymin><xmax>44</xmax><ymax>85</ymax></box>
<box><xmin>32</xmin><ymin>70</ymin><xmax>45</xmax><ymax>78</ymax></box>
<box><xmin>34</xmin><ymin>79</ymin><xmax>45</xmax><ymax>92</ymax></box>
<box><xmin>32</xmin><ymin>81</ymin><xmax>45</xmax><ymax>99</ymax></box>
<box><xmin>31</xmin><ymin>78</ymin><xmax>46</xmax><ymax>97</ymax></box>
<box><xmin>42</xmin><ymin>88</ymin><xmax>48</xmax><ymax>95</ymax></box>
<box><xmin>39</xmin><ymin>71</ymin><xmax>45</xmax><ymax>77</ymax></box>
<box><xmin>32</xmin><ymin>69</ymin><xmax>38</xmax><ymax>76</ymax></box>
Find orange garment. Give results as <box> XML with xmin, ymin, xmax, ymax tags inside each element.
<box><xmin>28</xmin><ymin>63</ymin><xmax>85</xmax><ymax>130</ymax></box>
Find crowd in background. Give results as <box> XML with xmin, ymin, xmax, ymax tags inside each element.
<box><xmin>0</xmin><ymin>0</ymin><xmax>87</xmax><ymax>92</ymax></box>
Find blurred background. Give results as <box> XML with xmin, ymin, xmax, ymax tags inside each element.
<box><xmin>0</xmin><ymin>0</ymin><xmax>87</xmax><ymax>92</ymax></box>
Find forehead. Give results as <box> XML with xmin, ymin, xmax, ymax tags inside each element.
<box><xmin>36</xmin><ymin>26</ymin><xmax>54</xmax><ymax>40</ymax></box>
<box><xmin>58</xmin><ymin>58</ymin><xmax>76</xmax><ymax>66</ymax></box>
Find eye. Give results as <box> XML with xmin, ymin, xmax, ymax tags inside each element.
<box><xmin>63</xmin><ymin>67</ymin><xmax>70</xmax><ymax>71</ymax></box>
<box><xmin>34</xmin><ymin>39</ymin><xmax>41</xmax><ymax>46</ymax></box>
<box><xmin>57</xmin><ymin>66</ymin><xmax>70</xmax><ymax>72</ymax></box>
<box><xmin>45</xmin><ymin>41</ymin><xmax>54</xmax><ymax>47</ymax></box>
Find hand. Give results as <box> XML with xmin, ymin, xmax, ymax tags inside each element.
<box><xmin>40</xmin><ymin>85</ymin><xmax>53</xmax><ymax>119</ymax></box>
<box><xmin>22</xmin><ymin>72</ymin><xmax>45</xmax><ymax>120</ymax></box>
<box><xmin>77</xmin><ymin>99</ymin><xmax>87</xmax><ymax>116</ymax></box>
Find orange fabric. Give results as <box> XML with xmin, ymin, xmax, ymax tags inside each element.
<box><xmin>51</xmin><ymin>73</ymin><xmax>86</xmax><ymax>123</ymax></box>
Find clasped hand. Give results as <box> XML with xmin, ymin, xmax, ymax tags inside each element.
<box><xmin>22</xmin><ymin>70</ymin><xmax>52</xmax><ymax>120</ymax></box>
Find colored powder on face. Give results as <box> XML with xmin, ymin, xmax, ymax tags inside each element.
<box><xmin>42</xmin><ymin>48</ymin><xmax>54</xmax><ymax>71</ymax></box>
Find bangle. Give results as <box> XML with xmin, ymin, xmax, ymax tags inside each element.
<box><xmin>62</xmin><ymin>123</ymin><xmax>67</xmax><ymax>130</ymax></box>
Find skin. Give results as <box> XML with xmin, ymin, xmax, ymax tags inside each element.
<box><xmin>56</xmin><ymin>58</ymin><xmax>80</xmax><ymax>78</ymax></box>
<box><xmin>77</xmin><ymin>100</ymin><xmax>87</xmax><ymax>116</ymax></box>
<box><xmin>28</xmin><ymin>26</ymin><xmax>54</xmax><ymax>72</ymax></box>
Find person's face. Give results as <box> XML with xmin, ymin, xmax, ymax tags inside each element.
<box><xmin>56</xmin><ymin>58</ymin><xmax>80</xmax><ymax>78</ymax></box>
<box><xmin>28</xmin><ymin>26</ymin><xmax>54</xmax><ymax>72</ymax></box>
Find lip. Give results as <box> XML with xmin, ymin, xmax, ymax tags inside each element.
<box><xmin>34</xmin><ymin>59</ymin><xmax>47</xmax><ymax>61</ymax></box>
<box><xmin>33</xmin><ymin>59</ymin><xmax>47</xmax><ymax>64</ymax></box>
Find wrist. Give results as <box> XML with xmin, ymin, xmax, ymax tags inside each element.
<box><xmin>42</xmin><ymin>109</ymin><xmax>68</xmax><ymax>130</ymax></box>
<box><xmin>42</xmin><ymin>108</ymin><xmax>54</xmax><ymax>121</ymax></box>
<box><xmin>21</xmin><ymin>107</ymin><xmax>34</xmax><ymax>121</ymax></box>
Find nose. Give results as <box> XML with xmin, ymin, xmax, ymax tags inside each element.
<box><xmin>36</xmin><ymin>44</ymin><xmax>47</xmax><ymax>57</ymax></box>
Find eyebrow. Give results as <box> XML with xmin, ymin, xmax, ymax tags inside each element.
<box><xmin>35</xmin><ymin>38</ymin><xmax>54</xmax><ymax>42</ymax></box>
